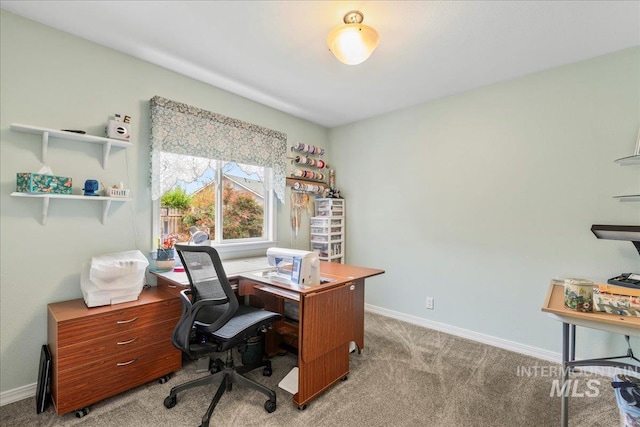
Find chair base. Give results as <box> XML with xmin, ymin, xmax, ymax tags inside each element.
<box><xmin>164</xmin><ymin>350</ymin><xmax>276</xmax><ymax>427</ymax></box>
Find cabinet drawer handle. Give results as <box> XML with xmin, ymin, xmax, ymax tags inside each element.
<box><xmin>168</xmin><ymin>284</ymin><xmax>177</xmax><ymax>288</ymax></box>
<box><xmin>116</xmin><ymin>358</ymin><xmax>138</xmax><ymax>367</ymax></box>
<box><xmin>116</xmin><ymin>317</ymin><xmax>138</xmax><ymax>325</ymax></box>
<box><xmin>117</xmin><ymin>337</ymin><xmax>138</xmax><ymax>345</ymax></box>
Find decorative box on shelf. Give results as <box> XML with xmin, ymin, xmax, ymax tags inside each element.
<box><xmin>16</xmin><ymin>172</ymin><xmax>72</xmax><ymax>194</ymax></box>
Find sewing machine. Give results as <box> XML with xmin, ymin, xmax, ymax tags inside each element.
<box><xmin>266</xmin><ymin>247</ymin><xmax>320</xmax><ymax>286</ymax></box>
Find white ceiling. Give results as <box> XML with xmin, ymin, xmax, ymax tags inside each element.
<box><xmin>1</xmin><ymin>1</ymin><xmax>639</xmax><ymax>128</ymax></box>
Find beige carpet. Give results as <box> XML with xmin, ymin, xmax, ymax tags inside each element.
<box><xmin>0</xmin><ymin>312</ymin><xmax>620</xmax><ymax>426</ymax></box>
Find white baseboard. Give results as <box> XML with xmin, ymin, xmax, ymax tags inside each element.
<box><xmin>365</xmin><ymin>303</ymin><xmax>562</xmax><ymax>364</ymax></box>
<box><xmin>0</xmin><ymin>382</ymin><xmax>36</xmax><ymax>407</ymax></box>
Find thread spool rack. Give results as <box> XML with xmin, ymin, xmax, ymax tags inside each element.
<box><xmin>286</xmin><ymin>143</ymin><xmax>328</xmax><ymax>194</ymax></box>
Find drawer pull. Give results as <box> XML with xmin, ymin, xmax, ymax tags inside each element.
<box><xmin>116</xmin><ymin>317</ymin><xmax>138</xmax><ymax>325</ymax></box>
<box><xmin>116</xmin><ymin>358</ymin><xmax>138</xmax><ymax>367</ymax></box>
<box><xmin>117</xmin><ymin>337</ymin><xmax>138</xmax><ymax>345</ymax></box>
<box><xmin>168</xmin><ymin>284</ymin><xmax>177</xmax><ymax>288</ymax></box>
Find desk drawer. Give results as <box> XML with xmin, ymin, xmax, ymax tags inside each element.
<box><xmin>56</xmin><ymin>318</ymin><xmax>177</xmax><ymax>372</ymax></box>
<box><xmin>157</xmin><ymin>281</ymin><xmax>189</xmax><ymax>297</ymax></box>
<box><xmin>54</xmin><ymin>339</ymin><xmax>180</xmax><ymax>415</ymax></box>
<box><xmin>56</xmin><ymin>298</ymin><xmax>181</xmax><ymax>347</ymax></box>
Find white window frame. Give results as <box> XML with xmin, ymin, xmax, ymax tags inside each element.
<box><xmin>152</xmin><ymin>161</ymin><xmax>277</xmax><ymax>255</ymax></box>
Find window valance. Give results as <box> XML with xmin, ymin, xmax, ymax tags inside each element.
<box><xmin>149</xmin><ymin>96</ymin><xmax>287</xmax><ymax>202</ymax></box>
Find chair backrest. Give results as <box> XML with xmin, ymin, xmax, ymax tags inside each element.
<box><xmin>174</xmin><ymin>244</ymin><xmax>239</xmax><ymax>337</ymax></box>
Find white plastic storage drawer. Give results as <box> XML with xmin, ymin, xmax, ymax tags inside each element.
<box><xmin>310</xmin><ymin>217</ymin><xmax>344</xmax><ymax>227</ymax></box>
<box><xmin>310</xmin><ymin>234</ymin><xmax>342</xmax><ymax>243</ymax></box>
<box><xmin>314</xmin><ymin>198</ymin><xmax>344</xmax><ymax>216</ymax></box>
<box><xmin>311</xmin><ymin>241</ymin><xmax>343</xmax><ymax>258</ymax></box>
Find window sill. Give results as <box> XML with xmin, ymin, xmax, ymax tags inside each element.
<box><xmin>211</xmin><ymin>240</ymin><xmax>276</xmax><ymax>256</ymax></box>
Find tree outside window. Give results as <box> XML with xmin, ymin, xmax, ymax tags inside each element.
<box><xmin>159</xmin><ymin>156</ymin><xmax>269</xmax><ymax>245</ymax></box>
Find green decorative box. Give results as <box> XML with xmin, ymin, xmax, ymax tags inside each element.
<box><xmin>16</xmin><ymin>172</ymin><xmax>72</xmax><ymax>194</ymax></box>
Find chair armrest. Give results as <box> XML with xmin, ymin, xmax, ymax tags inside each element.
<box><xmin>190</xmin><ymin>297</ymin><xmax>233</xmax><ymax>334</ymax></box>
<box><xmin>172</xmin><ymin>290</ymin><xmax>230</xmax><ymax>351</ymax></box>
<box><xmin>180</xmin><ymin>289</ymin><xmax>230</xmax><ymax>332</ymax></box>
<box><xmin>178</xmin><ymin>289</ymin><xmax>192</xmax><ymax>316</ymax></box>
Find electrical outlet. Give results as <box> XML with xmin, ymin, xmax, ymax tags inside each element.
<box><xmin>426</xmin><ymin>297</ymin><xmax>434</xmax><ymax>310</ymax></box>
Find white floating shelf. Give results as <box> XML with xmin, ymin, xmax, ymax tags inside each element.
<box><xmin>11</xmin><ymin>192</ymin><xmax>133</xmax><ymax>225</ymax></box>
<box><xmin>613</xmin><ymin>194</ymin><xmax>640</xmax><ymax>203</ymax></box>
<box><xmin>10</xmin><ymin>123</ymin><xmax>133</xmax><ymax>168</ymax></box>
<box><xmin>614</xmin><ymin>155</ymin><xmax>640</xmax><ymax>166</ymax></box>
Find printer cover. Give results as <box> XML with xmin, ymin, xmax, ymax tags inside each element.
<box><xmin>81</xmin><ymin>250</ymin><xmax>149</xmax><ymax>307</ymax></box>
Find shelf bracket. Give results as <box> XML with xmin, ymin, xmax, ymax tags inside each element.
<box><xmin>41</xmin><ymin>131</ymin><xmax>49</xmax><ymax>164</ymax></box>
<box><xmin>41</xmin><ymin>196</ymin><xmax>50</xmax><ymax>226</ymax></box>
<box><xmin>102</xmin><ymin>199</ymin><xmax>112</xmax><ymax>224</ymax></box>
<box><xmin>102</xmin><ymin>141</ymin><xmax>112</xmax><ymax>169</ymax></box>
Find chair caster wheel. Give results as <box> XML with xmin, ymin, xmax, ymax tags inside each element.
<box><xmin>158</xmin><ymin>375</ymin><xmax>170</xmax><ymax>384</ymax></box>
<box><xmin>264</xmin><ymin>399</ymin><xmax>276</xmax><ymax>413</ymax></box>
<box><xmin>297</xmin><ymin>404</ymin><xmax>307</xmax><ymax>410</ymax></box>
<box><xmin>263</xmin><ymin>366</ymin><xmax>272</xmax><ymax>376</ymax></box>
<box><xmin>75</xmin><ymin>407</ymin><xmax>89</xmax><ymax>418</ymax></box>
<box><xmin>164</xmin><ymin>395</ymin><xmax>177</xmax><ymax>409</ymax></box>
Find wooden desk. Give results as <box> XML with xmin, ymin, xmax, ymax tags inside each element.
<box><xmin>155</xmin><ymin>261</ymin><xmax>384</xmax><ymax>409</ymax></box>
<box><xmin>541</xmin><ymin>284</ymin><xmax>640</xmax><ymax>427</ymax></box>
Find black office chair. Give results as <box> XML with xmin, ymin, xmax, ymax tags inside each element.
<box><xmin>163</xmin><ymin>244</ymin><xmax>282</xmax><ymax>427</ymax></box>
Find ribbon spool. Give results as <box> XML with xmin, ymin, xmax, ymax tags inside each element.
<box><xmin>293</xmin><ymin>181</ymin><xmax>323</xmax><ymax>193</ymax></box>
<box><xmin>293</xmin><ymin>143</ymin><xmax>325</xmax><ymax>156</ymax></box>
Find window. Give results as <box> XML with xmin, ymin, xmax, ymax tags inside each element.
<box><xmin>154</xmin><ymin>153</ymin><xmax>275</xmax><ymax>250</ymax></box>
<box><xmin>149</xmin><ymin>96</ymin><xmax>287</xmax><ymax>253</ymax></box>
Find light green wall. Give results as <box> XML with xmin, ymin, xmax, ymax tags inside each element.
<box><xmin>329</xmin><ymin>46</ymin><xmax>640</xmax><ymax>357</ymax></box>
<box><xmin>0</xmin><ymin>10</ymin><xmax>326</xmax><ymax>394</ymax></box>
<box><xmin>2</xmin><ymin>7</ymin><xmax>639</xmax><ymax>398</ymax></box>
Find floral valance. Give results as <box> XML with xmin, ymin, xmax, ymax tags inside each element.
<box><xmin>149</xmin><ymin>96</ymin><xmax>287</xmax><ymax>202</ymax></box>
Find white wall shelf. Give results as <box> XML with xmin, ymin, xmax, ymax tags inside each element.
<box><xmin>11</xmin><ymin>192</ymin><xmax>133</xmax><ymax>225</ymax></box>
<box><xmin>614</xmin><ymin>155</ymin><xmax>640</xmax><ymax>166</ymax></box>
<box><xmin>613</xmin><ymin>195</ymin><xmax>640</xmax><ymax>203</ymax></box>
<box><xmin>10</xmin><ymin>123</ymin><xmax>133</xmax><ymax>168</ymax></box>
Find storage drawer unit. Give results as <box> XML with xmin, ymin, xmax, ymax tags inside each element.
<box><xmin>310</xmin><ymin>201</ymin><xmax>345</xmax><ymax>263</ymax></box>
<box><xmin>47</xmin><ymin>287</ymin><xmax>182</xmax><ymax>416</ymax></box>
<box><xmin>314</xmin><ymin>198</ymin><xmax>344</xmax><ymax>217</ymax></box>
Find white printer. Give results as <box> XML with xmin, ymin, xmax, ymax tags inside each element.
<box><xmin>266</xmin><ymin>247</ymin><xmax>320</xmax><ymax>286</ymax></box>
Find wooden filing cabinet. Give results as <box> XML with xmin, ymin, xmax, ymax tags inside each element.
<box><xmin>47</xmin><ymin>287</ymin><xmax>182</xmax><ymax>416</ymax></box>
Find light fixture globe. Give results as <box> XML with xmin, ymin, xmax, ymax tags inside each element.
<box><xmin>327</xmin><ymin>11</ymin><xmax>379</xmax><ymax>65</ymax></box>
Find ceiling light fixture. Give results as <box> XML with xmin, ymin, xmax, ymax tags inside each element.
<box><xmin>327</xmin><ymin>10</ymin><xmax>379</xmax><ymax>65</ymax></box>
